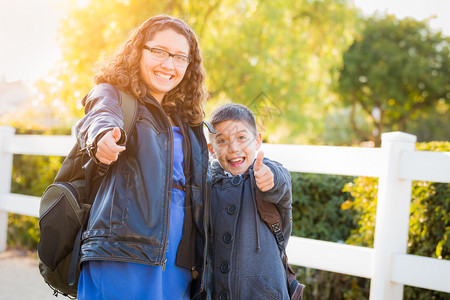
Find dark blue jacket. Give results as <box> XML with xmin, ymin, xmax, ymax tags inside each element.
<box><xmin>209</xmin><ymin>158</ymin><xmax>292</xmax><ymax>300</ymax></box>
<box><xmin>75</xmin><ymin>83</ymin><xmax>211</xmax><ymax>297</ymax></box>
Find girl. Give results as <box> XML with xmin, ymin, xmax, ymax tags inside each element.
<box><xmin>75</xmin><ymin>15</ymin><xmax>210</xmax><ymax>299</ymax></box>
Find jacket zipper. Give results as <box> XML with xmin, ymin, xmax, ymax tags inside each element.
<box><xmin>162</xmin><ymin>114</ymin><xmax>173</xmax><ymax>270</ymax></box>
<box><xmin>146</xmin><ymin>99</ymin><xmax>173</xmax><ymax>269</ymax></box>
<box><xmin>162</xmin><ymin>258</ymin><xmax>167</xmax><ymax>271</ymax></box>
<box><xmin>200</xmin><ymin>129</ymin><xmax>209</xmax><ymax>293</ymax></box>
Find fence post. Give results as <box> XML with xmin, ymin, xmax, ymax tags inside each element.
<box><xmin>370</xmin><ymin>132</ymin><xmax>416</xmax><ymax>300</ymax></box>
<box><xmin>0</xmin><ymin>125</ymin><xmax>15</xmax><ymax>252</ymax></box>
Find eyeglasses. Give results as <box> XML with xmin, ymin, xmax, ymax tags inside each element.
<box><xmin>143</xmin><ymin>45</ymin><xmax>191</xmax><ymax>67</ymax></box>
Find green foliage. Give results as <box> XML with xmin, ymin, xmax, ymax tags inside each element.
<box><xmin>290</xmin><ymin>173</ymin><xmax>371</xmax><ymax>299</ymax></box>
<box><xmin>405</xmin><ymin>100</ymin><xmax>450</xmax><ymax>142</ymax></box>
<box><xmin>291</xmin><ymin>172</ymin><xmax>356</xmax><ymax>241</ymax></box>
<box><xmin>297</xmin><ymin>267</ymin><xmax>369</xmax><ymax>300</ymax></box>
<box><xmin>7</xmin><ymin>1</ymin><xmax>448</xmax><ymax>145</ymax></box>
<box><xmin>341</xmin><ymin>175</ymin><xmax>378</xmax><ymax>247</ymax></box>
<box><xmin>343</xmin><ymin>141</ymin><xmax>450</xmax><ymax>299</ymax></box>
<box><xmin>200</xmin><ymin>0</ymin><xmax>358</xmax><ymax>144</ymax></box>
<box><xmin>11</xmin><ymin>155</ymin><xmax>62</xmax><ymax>197</ymax></box>
<box><xmin>32</xmin><ymin>0</ymin><xmax>358</xmax><ymax>144</ymax></box>
<box><xmin>7</xmin><ymin>215</ymin><xmax>40</xmax><ymax>250</ymax></box>
<box><xmin>336</xmin><ymin>14</ymin><xmax>450</xmax><ymax>146</ymax></box>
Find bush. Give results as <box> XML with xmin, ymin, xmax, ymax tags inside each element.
<box><xmin>291</xmin><ymin>172</ymin><xmax>356</xmax><ymax>242</ymax></box>
<box><xmin>290</xmin><ymin>173</ymin><xmax>369</xmax><ymax>299</ymax></box>
<box><xmin>342</xmin><ymin>141</ymin><xmax>450</xmax><ymax>299</ymax></box>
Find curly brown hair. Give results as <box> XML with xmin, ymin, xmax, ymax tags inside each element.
<box><xmin>94</xmin><ymin>15</ymin><xmax>208</xmax><ymax>126</ymax></box>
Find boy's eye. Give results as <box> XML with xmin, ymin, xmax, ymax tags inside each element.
<box><xmin>238</xmin><ymin>135</ymin><xmax>247</xmax><ymax>141</ymax></box>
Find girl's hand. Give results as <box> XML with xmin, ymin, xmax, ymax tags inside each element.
<box><xmin>95</xmin><ymin>127</ymin><xmax>126</xmax><ymax>164</ymax></box>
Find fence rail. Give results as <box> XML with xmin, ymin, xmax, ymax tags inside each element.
<box><xmin>0</xmin><ymin>125</ymin><xmax>449</xmax><ymax>299</ymax></box>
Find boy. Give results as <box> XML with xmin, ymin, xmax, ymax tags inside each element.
<box><xmin>207</xmin><ymin>103</ymin><xmax>293</xmax><ymax>300</ymax></box>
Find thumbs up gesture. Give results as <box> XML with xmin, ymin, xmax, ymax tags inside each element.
<box><xmin>95</xmin><ymin>127</ymin><xmax>126</xmax><ymax>165</ymax></box>
<box><xmin>254</xmin><ymin>151</ymin><xmax>274</xmax><ymax>192</ymax></box>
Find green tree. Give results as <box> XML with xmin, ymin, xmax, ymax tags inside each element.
<box><xmin>336</xmin><ymin>14</ymin><xmax>450</xmax><ymax>146</ymax></box>
<box><xmin>199</xmin><ymin>0</ymin><xmax>358</xmax><ymax>144</ymax></box>
<box><xmin>32</xmin><ymin>0</ymin><xmax>358</xmax><ymax>144</ymax></box>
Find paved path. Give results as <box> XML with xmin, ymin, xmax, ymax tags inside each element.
<box><xmin>0</xmin><ymin>249</ymin><xmax>57</xmax><ymax>300</ymax></box>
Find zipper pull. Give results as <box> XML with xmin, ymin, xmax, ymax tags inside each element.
<box><xmin>162</xmin><ymin>258</ymin><xmax>167</xmax><ymax>271</ymax></box>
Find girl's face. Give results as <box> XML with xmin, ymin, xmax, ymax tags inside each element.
<box><xmin>140</xmin><ymin>29</ymin><xmax>190</xmax><ymax>104</ymax></box>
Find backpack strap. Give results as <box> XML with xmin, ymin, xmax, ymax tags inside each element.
<box><xmin>255</xmin><ymin>190</ymin><xmax>285</xmax><ymax>245</ymax></box>
<box><xmin>68</xmin><ymin>212</ymin><xmax>90</xmax><ymax>288</ymax></box>
<box><xmin>254</xmin><ymin>190</ymin><xmax>304</xmax><ymax>300</ymax></box>
<box><xmin>119</xmin><ymin>90</ymin><xmax>138</xmax><ymax>136</ymax></box>
<box><xmin>97</xmin><ymin>90</ymin><xmax>137</xmax><ymax>176</ymax></box>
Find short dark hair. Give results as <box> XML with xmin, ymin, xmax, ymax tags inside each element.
<box><xmin>209</xmin><ymin>103</ymin><xmax>257</xmax><ymax>133</ymax></box>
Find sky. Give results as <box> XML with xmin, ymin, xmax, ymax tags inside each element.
<box><xmin>0</xmin><ymin>0</ymin><xmax>449</xmax><ymax>83</ymax></box>
<box><xmin>0</xmin><ymin>0</ymin><xmax>60</xmax><ymax>83</ymax></box>
<box><xmin>353</xmin><ymin>0</ymin><xmax>450</xmax><ymax>33</ymax></box>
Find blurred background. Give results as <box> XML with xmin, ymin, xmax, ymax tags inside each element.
<box><xmin>1</xmin><ymin>0</ymin><xmax>448</xmax><ymax>145</ymax></box>
<box><xmin>1</xmin><ymin>1</ymin><xmax>449</xmax><ymax>299</ymax></box>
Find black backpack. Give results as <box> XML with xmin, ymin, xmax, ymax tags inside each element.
<box><xmin>255</xmin><ymin>190</ymin><xmax>305</xmax><ymax>300</ymax></box>
<box><xmin>37</xmin><ymin>90</ymin><xmax>137</xmax><ymax>298</ymax></box>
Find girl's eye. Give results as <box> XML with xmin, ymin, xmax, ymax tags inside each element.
<box><xmin>217</xmin><ymin>139</ymin><xmax>226</xmax><ymax>145</ymax></box>
<box><xmin>152</xmin><ymin>49</ymin><xmax>166</xmax><ymax>57</ymax></box>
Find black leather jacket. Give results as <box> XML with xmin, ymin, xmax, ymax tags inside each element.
<box><xmin>75</xmin><ymin>83</ymin><xmax>211</xmax><ymax>297</ymax></box>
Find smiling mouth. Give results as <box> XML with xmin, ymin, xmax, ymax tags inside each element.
<box><xmin>155</xmin><ymin>72</ymin><xmax>173</xmax><ymax>80</ymax></box>
<box><xmin>228</xmin><ymin>157</ymin><xmax>245</xmax><ymax>166</ymax></box>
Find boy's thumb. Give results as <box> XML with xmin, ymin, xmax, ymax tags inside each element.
<box><xmin>112</xmin><ymin>127</ymin><xmax>121</xmax><ymax>142</ymax></box>
<box><xmin>254</xmin><ymin>151</ymin><xmax>264</xmax><ymax>171</ymax></box>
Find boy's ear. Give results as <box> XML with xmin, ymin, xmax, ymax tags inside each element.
<box><xmin>207</xmin><ymin>143</ymin><xmax>217</xmax><ymax>159</ymax></box>
<box><xmin>255</xmin><ymin>132</ymin><xmax>262</xmax><ymax>151</ymax></box>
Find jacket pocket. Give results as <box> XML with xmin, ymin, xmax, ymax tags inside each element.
<box><xmin>239</xmin><ymin>275</ymin><xmax>281</xmax><ymax>300</ymax></box>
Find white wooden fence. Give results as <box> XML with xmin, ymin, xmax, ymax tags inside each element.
<box><xmin>0</xmin><ymin>125</ymin><xmax>449</xmax><ymax>299</ymax></box>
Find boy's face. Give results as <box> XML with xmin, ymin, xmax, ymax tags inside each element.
<box><xmin>208</xmin><ymin>120</ymin><xmax>262</xmax><ymax>176</ymax></box>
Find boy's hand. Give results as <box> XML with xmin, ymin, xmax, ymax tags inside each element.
<box><xmin>95</xmin><ymin>127</ymin><xmax>126</xmax><ymax>165</ymax></box>
<box><xmin>254</xmin><ymin>151</ymin><xmax>274</xmax><ymax>192</ymax></box>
